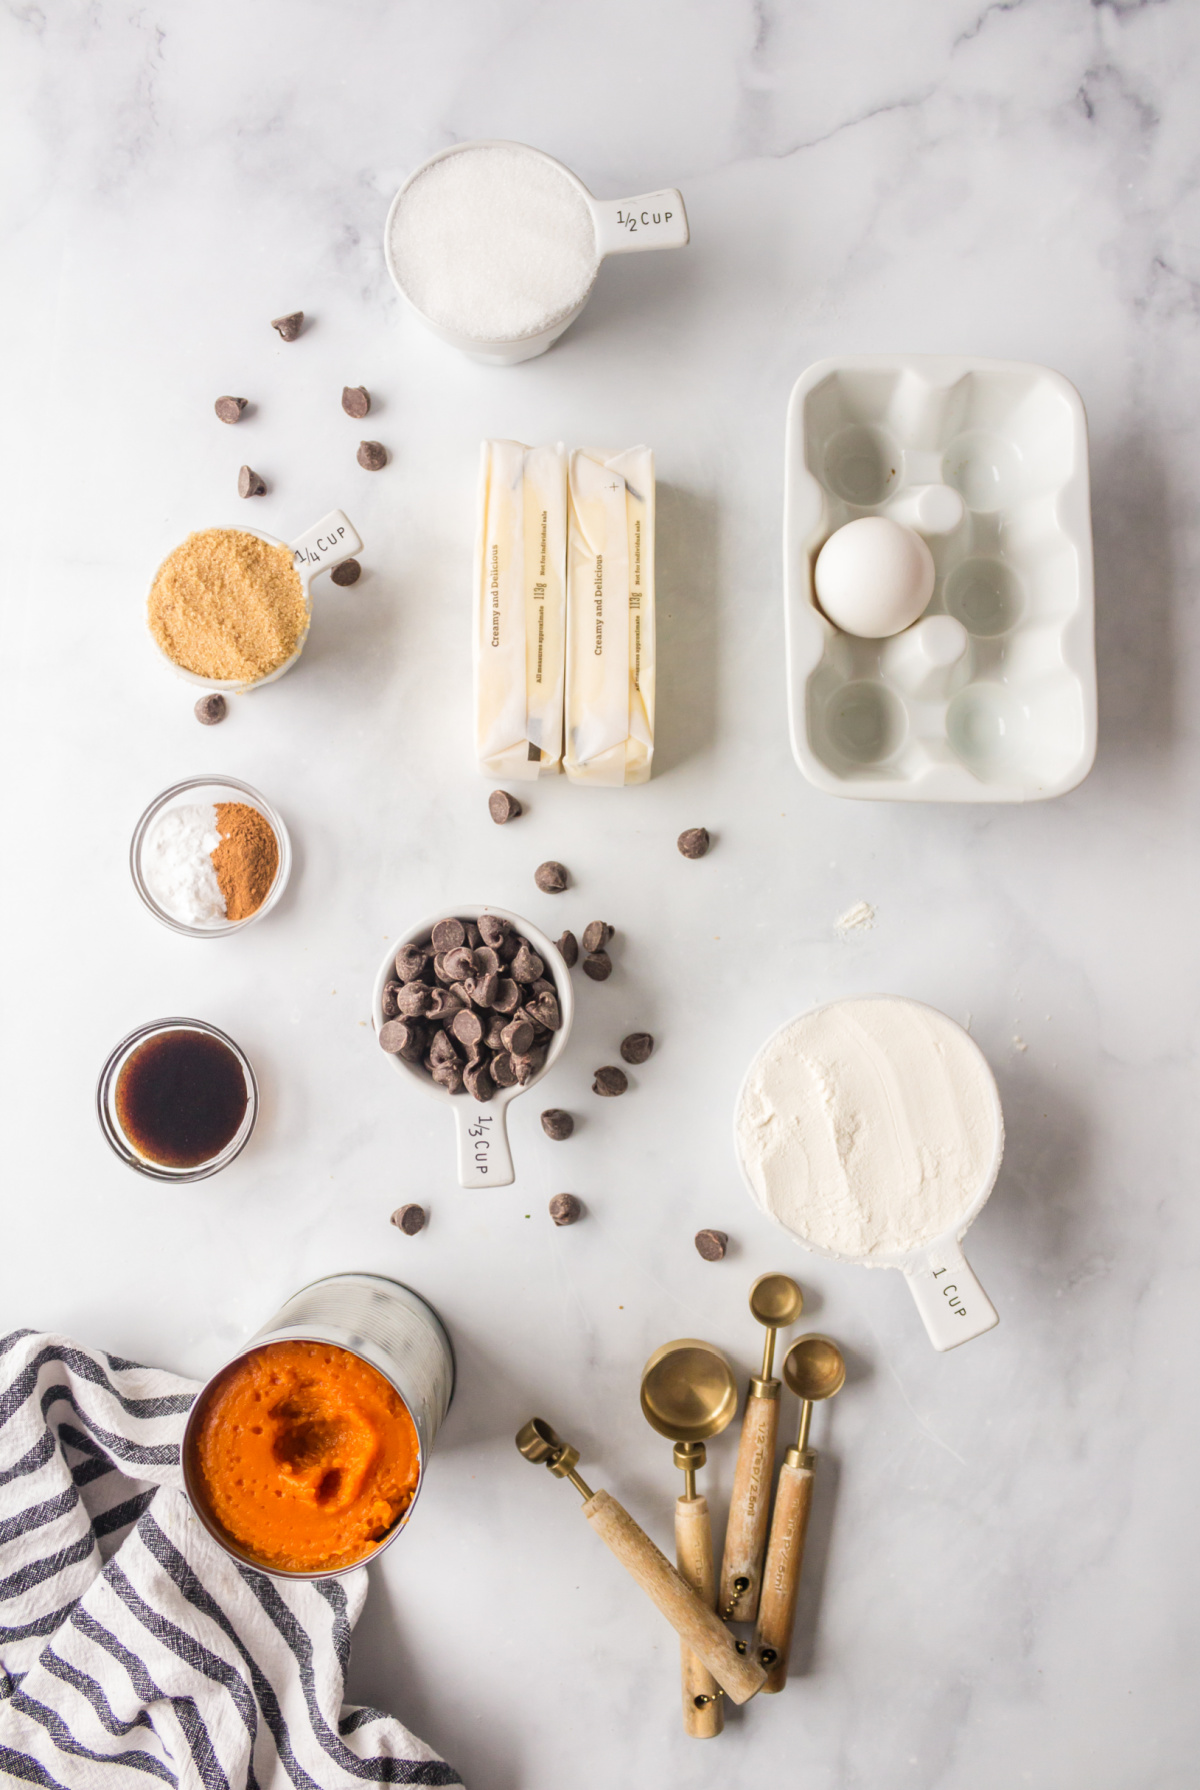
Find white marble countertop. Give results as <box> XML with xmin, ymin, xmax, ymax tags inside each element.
<box><xmin>2</xmin><ymin>2</ymin><xmax>1198</xmax><ymax>1783</ymax></box>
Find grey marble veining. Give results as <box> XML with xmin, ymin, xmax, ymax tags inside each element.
<box><xmin>1</xmin><ymin>2</ymin><xmax>1198</xmax><ymax>1785</ymax></box>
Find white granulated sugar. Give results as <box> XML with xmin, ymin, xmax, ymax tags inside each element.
<box><xmin>390</xmin><ymin>144</ymin><xmax>598</xmax><ymax>342</ymax></box>
<box><xmin>142</xmin><ymin>803</ymin><xmax>226</xmax><ymax>926</ymax></box>
<box><xmin>736</xmin><ymin>997</ymin><xmax>1002</xmax><ymax>1261</ymax></box>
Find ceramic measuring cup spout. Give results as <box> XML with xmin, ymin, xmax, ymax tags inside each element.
<box><xmin>372</xmin><ymin>905</ymin><xmax>574</xmax><ymax>1189</ymax></box>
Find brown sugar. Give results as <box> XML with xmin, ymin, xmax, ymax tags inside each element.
<box><xmin>211</xmin><ymin>802</ymin><xmax>280</xmax><ymax>920</ymax></box>
<box><xmin>147</xmin><ymin>528</ymin><xmax>308</xmax><ymax>683</ymax></box>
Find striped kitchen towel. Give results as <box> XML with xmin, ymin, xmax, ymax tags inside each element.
<box><xmin>0</xmin><ymin>1330</ymin><xmax>463</xmax><ymax>1788</ymax></box>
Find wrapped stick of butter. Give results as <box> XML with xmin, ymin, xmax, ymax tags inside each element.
<box><xmin>475</xmin><ymin>440</ymin><xmax>567</xmax><ymax>779</ymax></box>
<box><xmin>565</xmin><ymin>447</ymin><xmax>655</xmax><ymax>786</ymax></box>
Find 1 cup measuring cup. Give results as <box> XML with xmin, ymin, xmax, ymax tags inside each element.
<box><xmin>148</xmin><ymin>510</ymin><xmax>363</xmax><ymax>693</ymax></box>
<box><xmin>733</xmin><ymin>996</ymin><xmax>1005</xmax><ymax>1351</ymax></box>
<box><xmin>384</xmin><ymin>139</ymin><xmax>689</xmax><ymax>365</ymax></box>
<box><xmin>373</xmin><ymin>905</ymin><xmax>574</xmax><ymax>1188</ymax></box>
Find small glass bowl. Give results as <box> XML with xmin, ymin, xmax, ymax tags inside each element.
<box><xmin>131</xmin><ymin>775</ymin><xmax>291</xmax><ymax>938</ymax></box>
<box><xmin>97</xmin><ymin>1017</ymin><xmax>258</xmax><ymax>1183</ymax></box>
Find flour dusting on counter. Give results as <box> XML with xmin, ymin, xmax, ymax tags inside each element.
<box><xmin>736</xmin><ymin>997</ymin><xmax>1002</xmax><ymax>1259</ymax></box>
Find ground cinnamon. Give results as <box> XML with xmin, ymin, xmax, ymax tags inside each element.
<box><xmin>211</xmin><ymin>802</ymin><xmax>280</xmax><ymax>920</ymax></box>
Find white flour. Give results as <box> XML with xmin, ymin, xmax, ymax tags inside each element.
<box><xmin>736</xmin><ymin>997</ymin><xmax>1002</xmax><ymax>1260</ymax></box>
<box><xmin>389</xmin><ymin>144</ymin><xmax>598</xmax><ymax>342</ymax></box>
<box><xmin>142</xmin><ymin>803</ymin><xmax>226</xmax><ymax>926</ymax></box>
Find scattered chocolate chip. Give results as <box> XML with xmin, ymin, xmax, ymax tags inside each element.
<box><xmin>621</xmin><ymin>1032</ymin><xmax>654</xmax><ymax>1065</ymax></box>
<box><xmin>582</xmin><ymin>951</ymin><xmax>612</xmax><ymax>982</ymax></box>
<box><xmin>395</xmin><ymin>942</ymin><xmax>430</xmax><ymax>982</ymax></box>
<box><xmin>541</xmin><ymin>1109</ymin><xmax>574</xmax><ymax>1141</ymax></box>
<box><xmin>214</xmin><ymin>396</ymin><xmax>247</xmax><ymax>424</ymax></box>
<box><xmin>593</xmin><ymin>1065</ymin><xmax>628</xmax><ymax>1097</ymax></box>
<box><xmin>582</xmin><ymin>922</ymin><xmax>613</xmax><ymax>953</ymax></box>
<box><xmin>694</xmin><ymin>1228</ymin><xmax>728</xmax><ymax>1261</ymax></box>
<box><xmin>194</xmin><ymin>693</ymin><xmax>226</xmax><ymax>726</ymax></box>
<box><xmin>535</xmin><ymin>861</ymin><xmax>569</xmax><ymax>894</ymax></box>
<box><xmin>431</xmin><ymin>918</ymin><xmax>466</xmax><ymax>953</ymax></box>
<box><xmin>271</xmin><ymin>311</ymin><xmax>304</xmax><ymax>341</ymax></box>
<box><xmin>392</xmin><ymin>1203</ymin><xmax>426</xmax><ymax>1235</ymax></box>
<box><xmin>330</xmin><ymin>558</ymin><xmax>361</xmax><ymax>586</ymax></box>
<box><xmin>489</xmin><ymin>789</ymin><xmax>522</xmax><ymax>824</ymax></box>
<box><xmin>357</xmin><ymin>439</ymin><xmax>387</xmax><ymax>471</ymax></box>
<box><xmin>678</xmin><ymin>827</ymin><xmax>711</xmax><ymax>859</ymax></box>
<box><xmin>342</xmin><ymin>385</ymin><xmax>371</xmax><ymax>418</ymax></box>
<box><xmin>510</xmin><ymin>943</ymin><xmax>544</xmax><ymax>985</ymax></box>
<box><xmin>549</xmin><ymin>1193</ymin><xmax>583</xmax><ymax>1227</ymax></box>
<box><xmin>557</xmin><ymin>930</ymin><xmax>578</xmax><ymax>968</ymax></box>
<box><xmin>237</xmin><ymin>465</ymin><xmax>266</xmax><ymax>498</ymax></box>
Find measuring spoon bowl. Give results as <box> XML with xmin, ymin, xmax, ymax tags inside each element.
<box><xmin>782</xmin><ymin>1335</ymin><xmax>846</xmax><ymax>1404</ymax></box>
<box><xmin>748</xmin><ymin>1273</ymin><xmax>804</xmax><ymax>1331</ymax></box>
<box><xmin>640</xmin><ymin>1339</ymin><xmax>738</xmax><ymax>1444</ymax></box>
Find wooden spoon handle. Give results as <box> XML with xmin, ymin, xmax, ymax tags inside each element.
<box><xmin>718</xmin><ymin>1389</ymin><xmax>780</xmax><ymax>1620</ymax></box>
<box><xmin>753</xmin><ymin>1460</ymin><xmax>815</xmax><ymax>1693</ymax></box>
<box><xmin>675</xmin><ymin>1495</ymin><xmax>723</xmax><ymax>1738</ymax></box>
<box><xmin>582</xmin><ymin>1488</ymin><xmax>765</xmax><ymax>1703</ymax></box>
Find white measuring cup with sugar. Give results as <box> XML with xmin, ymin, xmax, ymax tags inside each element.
<box><xmin>384</xmin><ymin>140</ymin><xmax>689</xmax><ymax>365</ymax></box>
<box><xmin>734</xmin><ymin>996</ymin><xmax>1004</xmax><ymax>1351</ymax></box>
<box><xmin>373</xmin><ymin>905</ymin><xmax>574</xmax><ymax>1188</ymax></box>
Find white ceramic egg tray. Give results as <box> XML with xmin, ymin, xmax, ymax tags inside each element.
<box><xmin>784</xmin><ymin>356</ymin><xmax>1096</xmax><ymax>802</ymax></box>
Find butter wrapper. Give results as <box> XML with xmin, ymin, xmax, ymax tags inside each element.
<box><xmin>474</xmin><ymin>440</ymin><xmax>567</xmax><ymax>779</ymax></box>
<box><xmin>565</xmin><ymin>446</ymin><xmax>655</xmax><ymax>786</ymax></box>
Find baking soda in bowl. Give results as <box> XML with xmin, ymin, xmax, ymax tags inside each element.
<box><xmin>388</xmin><ymin>142</ymin><xmax>598</xmax><ymax>343</ymax></box>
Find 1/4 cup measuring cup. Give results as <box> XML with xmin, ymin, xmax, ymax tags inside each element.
<box><xmin>734</xmin><ymin>996</ymin><xmax>1004</xmax><ymax>1351</ymax></box>
<box><xmin>384</xmin><ymin>140</ymin><xmax>689</xmax><ymax>365</ymax></box>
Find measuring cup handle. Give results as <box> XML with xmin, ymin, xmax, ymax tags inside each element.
<box><xmin>753</xmin><ymin>1459</ymin><xmax>815</xmax><ymax>1693</ymax></box>
<box><xmin>590</xmin><ymin>190</ymin><xmax>689</xmax><ymax>257</ymax></box>
<box><xmin>905</xmin><ymin>1237</ymin><xmax>998</xmax><ymax>1350</ymax></box>
<box><xmin>452</xmin><ymin>1099</ymin><xmax>514</xmax><ymax>1189</ymax></box>
<box><xmin>718</xmin><ymin>1390</ymin><xmax>780</xmax><ymax>1621</ymax></box>
<box><xmin>289</xmin><ymin>509</ymin><xmax>363</xmax><ymax>577</ymax></box>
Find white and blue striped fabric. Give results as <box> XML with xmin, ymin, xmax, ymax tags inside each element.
<box><xmin>0</xmin><ymin>1332</ymin><xmax>463</xmax><ymax>1789</ymax></box>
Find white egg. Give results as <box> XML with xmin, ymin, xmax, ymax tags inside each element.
<box><xmin>814</xmin><ymin>517</ymin><xmax>936</xmax><ymax>639</ymax></box>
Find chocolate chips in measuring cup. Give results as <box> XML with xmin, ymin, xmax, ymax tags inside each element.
<box><xmin>379</xmin><ymin>915</ymin><xmax>563</xmax><ymax>1100</ymax></box>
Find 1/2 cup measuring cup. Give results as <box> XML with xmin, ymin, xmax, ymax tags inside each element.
<box><xmin>734</xmin><ymin>996</ymin><xmax>1005</xmax><ymax>1351</ymax></box>
<box><xmin>148</xmin><ymin>510</ymin><xmax>363</xmax><ymax>693</ymax></box>
<box><xmin>372</xmin><ymin>905</ymin><xmax>574</xmax><ymax>1187</ymax></box>
<box><xmin>384</xmin><ymin>140</ymin><xmax>689</xmax><ymax>365</ymax></box>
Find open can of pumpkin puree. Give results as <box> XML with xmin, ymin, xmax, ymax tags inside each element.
<box><xmin>183</xmin><ymin>1273</ymin><xmax>454</xmax><ymax>1580</ymax></box>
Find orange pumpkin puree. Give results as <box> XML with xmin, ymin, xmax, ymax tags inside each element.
<box><xmin>190</xmin><ymin>1340</ymin><xmax>420</xmax><ymax>1573</ymax></box>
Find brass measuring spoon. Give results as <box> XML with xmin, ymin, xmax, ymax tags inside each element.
<box><xmin>753</xmin><ymin>1334</ymin><xmax>846</xmax><ymax>1692</ymax></box>
<box><xmin>515</xmin><ymin>1418</ymin><xmax>764</xmax><ymax>1705</ymax></box>
<box><xmin>718</xmin><ymin>1273</ymin><xmax>804</xmax><ymax>1622</ymax></box>
<box><xmin>641</xmin><ymin>1340</ymin><xmax>739</xmax><ymax>1738</ymax></box>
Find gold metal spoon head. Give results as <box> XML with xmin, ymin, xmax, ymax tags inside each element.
<box><xmin>781</xmin><ymin>1335</ymin><xmax>846</xmax><ymax>1402</ymax></box>
<box><xmin>640</xmin><ymin>1339</ymin><xmax>739</xmax><ymax>1443</ymax></box>
<box><xmin>748</xmin><ymin>1273</ymin><xmax>804</xmax><ymax>1330</ymax></box>
<box><xmin>515</xmin><ymin>1417</ymin><xmax>565</xmax><ymax>1463</ymax></box>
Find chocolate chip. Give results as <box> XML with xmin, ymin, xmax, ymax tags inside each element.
<box><xmin>492</xmin><ymin>978</ymin><xmax>521</xmax><ymax>1014</ymax></box>
<box><xmin>549</xmin><ymin>1193</ymin><xmax>583</xmax><ymax>1227</ymax></box>
<box><xmin>511</xmin><ymin>1051</ymin><xmax>542</xmax><ymax>1085</ymax></box>
<box><xmin>396</xmin><ymin>983</ymin><xmax>433</xmax><ymax>1017</ymax></box>
<box><xmin>489</xmin><ymin>790</ymin><xmax>522</xmax><ymax>824</ymax></box>
<box><xmin>541</xmin><ymin>1109</ymin><xmax>574</xmax><ymax>1141</ymax></box>
<box><xmin>557</xmin><ymin>930</ymin><xmax>578</xmax><ymax>968</ymax></box>
<box><xmin>271</xmin><ymin>312</ymin><xmax>304</xmax><ymax>341</ymax></box>
<box><xmin>484</xmin><ymin>1014</ymin><xmax>508</xmax><ymax>1050</ymax></box>
<box><xmin>678</xmin><ymin>827</ymin><xmax>711</xmax><ymax>859</ymax></box>
<box><xmin>510</xmin><ymin>943</ymin><xmax>544</xmax><ymax>985</ymax></box>
<box><xmin>378</xmin><ymin>1020</ymin><xmax>411</xmax><ymax>1054</ymax></box>
<box><xmin>592</xmin><ymin>1066</ymin><xmax>628</xmax><ymax>1097</ymax></box>
<box><xmin>535</xmin><ymin>861</ymin><xmax>569</xmax><ymax>894</ymax></box>
<box><xmin>381</xmin><ymin>981</ymin><xmax>401</xmax><ymax>1020</ymax></box>
<box><xmin>342</xmin><ymin>385</ymin><xmax>370</xmax><ymax>418</ymax></box>
<box><xmin>330</xmin><ymin>558</ymin><xmax>361</xmax><ymax>586</ymax></box>
<box><xmin>443</xmin><ymin>945</ymin><xmax>475</xmax><ymax>982</ymax></box>
<box><xmin>392</xmin><ymin>1203</ymin><xmax>426</xmax><ymax>1235</ymax></box>
<box><xmin>465</xmin><ymin>921</ymin><xmax>483</xmax><ymax>949</ymax></box>
<box><xmin>431</xmin><ymin>918</ymin><xmax>466</xmax><ymax>953</ymax></box>
<box><xmin>499</xmin><ymin>931</ymin><xmax>522</xmax><ymax>962</ymax></box>
<box><xmin>431</xmin><ymin>1060</ymin><xmax>464</xmax><ymax>1094</ymax></box>
<box><xmin>694</xmin><ymin>1229</ymin><xmax>728</xmax><ymax>1261</ymax></box>
<box><xmin>394</xmin><ymin>942</ymin><xmax>429</xmax><ymax>982</ymax></box>
<box><xmin>582</xmin><ymin>951</ymin><xmax>612</xmax><ymax>982</ymax></box>
<box><xmin>429</xmin><ymin>1030</ymin><xmax>461</xmax><ymax>1067</ymax></box>
<box><xmin>471</xmin><ymin>969</ymin><xmax>500</xmax><ymax>1008</ymax></box>
<box><xmin>214</xmin><ymin>396</ymin><xmax>247</xmax><ymax>424</ymax></box>
<box><xmin>237</xmin><ymin>465</ymin><xmax>266</xmax><ymax>498</ymax></box>
<box><xmin>357</xmin><ymin>440</ymin><xmax>387</xmax><ymax>471</ymax></box>
<box><xmin>621</xmin><ymin>1032</ymin><xmax>654</xmax><ymax>1065</ymax></box>
<box><xmin>451</xmin><ymin>1009</ymin><xmax>484</xmax><ymax>1049</ymax></box>
<box><xmin>473</xmin><ymin>946</ymin><xmax>501</xmax><ymax>976</ymax></box>
<box><xmin>194</xmin><ymin>693</ymin><xmax>227</xmax><ymax>725</ymax></box>
<box><xmin>479</xmin><ymin>914</ymin><xmax>511</xmax><ymax>948</ymax></box>
<box><xmin>491</xmin><ymin>1051</ymin><xmax>517</xmax><ymax>1087</ymax></box>
<box><xmin>529</xmin><ymin>991</ymin><xmax>561</xmax><ymax>1031</ymax></box>
<box><xmin>463</xmin><ymin>1059</ymin><xmax>494</xmax><ymax>1102</ymax></box>
<box><xmin>501</xmin><ymin>1018</ymin><xmax>535</xmax><ymax>1056</ymax></box>
<box><xmin>582</xmin><ymin>922</ymin><xmax>613</xmax><ymax>953</ymax></box>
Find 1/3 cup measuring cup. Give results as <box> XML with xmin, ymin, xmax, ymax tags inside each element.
<box><xmin>148</xmin><ymin>510</ymin><xmax>363</xmax><ymax>693</ymax></box>
<box><xmin>372</xmin><ymin>905</ymin><xmax>574</xmax><ymax>1187</ymax></box>
<box><xmin>384</xmin><ymin>140</ymin><xmax>689</xmax><ymax>365</ymax></box>
<box><xmin>734</xmin><ymin>996</ymin><xmax>1005</xmax><ymax>1351</ymax></box>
